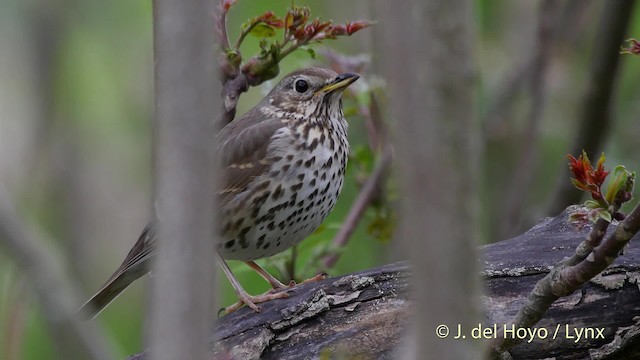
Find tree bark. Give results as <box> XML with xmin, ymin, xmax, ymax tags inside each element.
<box><xmin>148</xmin><ymin>0</ymin><xmax>219</xmax><ymax>359</ymax></box>
<box><xmin>128</xmin><ymin>207</ymin><xmax>640</xmax><ymax>360</ymax></box>
<box><xmin>372</xmin><ymin>0</ymin><xmax>482</xmax><ymax>358</ymax></box>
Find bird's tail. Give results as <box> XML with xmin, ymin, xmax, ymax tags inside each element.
<box><xmin>78</xmin><ymin>267</ymin><xmax>146</xmax><ymax>320</ymax></box>
<box><xmin>78</xmin><ymin>224</ymin><xmax>156</xmax><ymax>319</ymax></box>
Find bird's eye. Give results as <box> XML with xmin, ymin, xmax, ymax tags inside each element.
<box><xmin>294</xmin><ymin>79</ymin><xmax>309</xmax><ymax>93</ymax></box>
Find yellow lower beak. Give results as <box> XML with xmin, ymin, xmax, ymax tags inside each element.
<box><xmin>318</xmin><ymin>73</ymin><xmax>360</xmax><ymax>93</ymax></box>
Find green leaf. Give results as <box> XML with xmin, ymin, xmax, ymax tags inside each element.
<box><xmin>598</xmin><ymin>209</ymin><xmax>612</xmax><ymax>223</ymax></box>
<box><xmin>584</xmin><ymin>199</ymin><xmax>600</xmax><ymax>209</ymax></box>
<box><xmin>299</xmin><ymin>46</ymin><xmax>316</xmax><ymax>59</ymax></box>
<box><xmin>604</xmin><ymin>165</ymin><xmax>631</xmax><ymax>204</ymax></box>
<box><xmin>249</xmin><ymin>23</ymin><xmax>277</xmax><ymax>38</ymax></box>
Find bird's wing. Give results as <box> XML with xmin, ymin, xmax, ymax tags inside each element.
<box><xmin>216</xmin><ymin>111</ymin><xmax>288</xmax><ymax>207</ymax></box>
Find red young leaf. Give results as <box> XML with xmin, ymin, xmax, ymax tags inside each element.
<box><xmin>345</xmin><ymin>20</ymin><xmax>373</xmax><ymax>35</ymax></box>
<box><xmin>255</xmin><ymin>11</ymin><xmax>284</xmax><ymax>28</ymax></box>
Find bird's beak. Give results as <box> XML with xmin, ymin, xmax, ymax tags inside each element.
<box><xmin>318</xmin><ymin>73</ymin><xmax>360</xmax><ymax>94</ymax></box>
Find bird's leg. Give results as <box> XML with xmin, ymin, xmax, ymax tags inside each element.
<box><xmin>244</xmin><ymin>261</ymin><xmax>289</xmax><ymax>291</ymax></box>
<box><xmin>245</xmin><ymin>261</ymin><xmax>328</xmax><ymax>292</ymax></box>
<box><xmin>293</xmin><ymin>273</ymin><xmax>328</xmax><ymax>286</ymax></box>
<box><xmin>216</xmin><ymin>253</ymin><xmax>288</xmax><ymax>313</ymax></box>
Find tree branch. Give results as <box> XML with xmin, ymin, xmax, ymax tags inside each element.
<box><xmin>492</xmin><ymin>197</ymin><xmax>640</xmax><ymax>355</ymax></box>
<box><xmin>148</xmin><ymin>0</ymin><xmax>219</xmax><ymax>358</ymax></box>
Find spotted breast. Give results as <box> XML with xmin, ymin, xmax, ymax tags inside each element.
<box><xmin>219</xmin><ymin>99</ymin><xmax>349</xmax><ymax>260</ymax></box>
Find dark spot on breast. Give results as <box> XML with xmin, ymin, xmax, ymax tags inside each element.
<box><xmin>224</xmin><ymin>240</ymin><xmax>235</xmax><ymax>248</ymax></box>
<box><xmin>322</xmin><ymin>157</ymin><xmax>333</xmax><ymax>169</ymax></box>
<box><xmin>304</xmin><ymin>156</ymin><xmax>316</xmax><ymax>168</ymax></box>
<box><xmin>282</xmin><ymin>164</ymin><xmax>291</xmax><ymax>172</ymax></box>
<box><xmin>267</xmin><ymin>222</ymin><xmax>275</xmax><ymax>231</ymax></box>
<box><xmin>295</xmin><ymin>159</ymin><xmax>303</xmax><ymax>167</ymax></box>
<box><xmin>297</xmin><ymin>173</ymin><xmax>305</xmax><ymax>181</ymax></box>
<box><xmin>286</xmin><ymin>154</ymin><xmax>294</xmax><ymax>161</ymax></box>
<box><xmin>309</xmin><ymin>178</ymin><xmax>316</xmax><ymax>187</ymax></box>
<box><xmin>297</xmin><ymin>200</ymin><xmax>304</xmax><ymax>208</ymax></box>
<box><xmin>270</xmin><ymin>170</ymin><xmax>280</xmax><ymax>177</ymax></box>
<box><xmin>272</xmin><ymin>185</ymin><xmax>283</xmax><ymax>200</ymax></box>
<box><xmin>239</xmin><ymin>235</ymin><xmax>249</xmax><ymax>249</ymax></box>
<box><xmin>263</xmin><ymin>242</ymin><xmax>271</xmax><ymax>249</ymax></box>
<box><xmin>272</xmin><ymin>156</ymin><xmax>283</xmax><ymax>162</ymax></box>
<box><xmin>256</xmin><ymin>234</ymin><xmax>266</xmax><ymax>248</ymax></box>
<box><xmin>256</xmin><ymin>181</ymin><xmax>270</xmax><ymax>191</ymax></box>
<box><xmin>320</xmin><ymin>133</ymin><xmax>326</xmax><ymax>144</ymax></box>
<box><xmin>240</xmin><ymin>226</ymin><xmax>251</xmax><ymax>235</ymax></box>
<box><xmin>290</xmin><ymin>183</ymin><xmax>303</xmax><ymax>192</ymax></box>
<box><xmin>308</xmin><ymin>138</ymin><xmax>319</xmax><ymax>151</ymax></box>
<box><xmin>321</xmin><ymin>173</ymin><xmax>327</xmax><ymax>181</ymax></box>
<box><xmin>308</xmin><ymin>189</ymin><xmax>318</xmax><ymax>200</ymax></box>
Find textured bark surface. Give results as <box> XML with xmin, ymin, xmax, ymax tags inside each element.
<box><xmin>128</xmin><ymin>207</ymin><xmax>640</xmax><ymax>359</ymax></box>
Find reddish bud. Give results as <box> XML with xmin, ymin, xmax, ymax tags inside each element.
<box><xmin>285</xmin><ymin>6</ymin><xmax>310</xmax><ymax>31</ymax></box>
<box><xmin>567</xmin><ymin>151</ymin><xmax>609</xmax><ymax>200</ymax></box>
<box><xmin>222</xmin><ymin>0</ymin><xmax>237</xmax><ymax>12</ymax></box>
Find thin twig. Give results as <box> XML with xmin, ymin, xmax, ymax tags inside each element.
<box><xmin>500</xmin><ymin>0</ymin><xmax>556</xmax><ymax>239</ymax></box>
<box><xmin>492</xmin><ymin>191</ymin><xmax>640</xmax><ymax>355</ymax></box>
<box><xmin>216</xmin><ymin>1</ymin><xmax>230</xmax><ymax>50</ymax></box>
<box><xmin>322</xmin><ymin>146</ymin><xmax>392</xmax><ymax>270</ymax></box>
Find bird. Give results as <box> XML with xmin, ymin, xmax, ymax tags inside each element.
<box><xmin>80</xmin><ymin>67</ymin><xmax>359</xmax><ymax>317</ymax></box>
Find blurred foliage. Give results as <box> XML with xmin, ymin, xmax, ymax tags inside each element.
<box><xmin>1</xmin><ymin>0</ymin><xmax>640</xmax><ymax>358</ymax></box>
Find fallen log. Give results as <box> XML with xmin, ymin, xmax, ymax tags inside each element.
<box><xmin>128</xmin><ymin>207</ymin><xmax>640</xmax><ymax>359</ymax></box>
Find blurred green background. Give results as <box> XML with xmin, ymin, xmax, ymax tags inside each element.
<box><xmin>1</xmin><ymin>0</ymin><xmax>640</xmax><ymax>359</ymax></box>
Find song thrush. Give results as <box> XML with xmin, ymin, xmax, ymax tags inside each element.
<box><xmin>80</xmin><ymin>67</ymin><xmax>359</xmax><ymax>317</ymax></box>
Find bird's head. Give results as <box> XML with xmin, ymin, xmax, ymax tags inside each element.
<box><xmin>264</xmin><ymin>67</ymin><xmax>359</xmax><ymax>119</ymax></box>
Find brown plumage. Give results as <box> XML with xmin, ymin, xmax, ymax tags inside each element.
<box><xmin>80</xmin><ymin>67</ymin><xmax>359</xmax><ymax>317</ymax></box>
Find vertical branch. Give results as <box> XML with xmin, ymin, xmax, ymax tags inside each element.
<box><xmin>148</xmin><ymin>0</ymin><xmax>220</xmax><ymax>359</ymax></box>
<box><xmin>374</xmin><ymin>0</ymin><xmax>481</xmax><ymax>358</ymax></box>
<box><xmin>549</xmin><ymin>0</ymin><xmax>636</xmax><ymax>215</ymax></box>
<box><xmin>499</xmin><ymin>0</ymin><xmax>556</xmax><ymax>239</ymax></box>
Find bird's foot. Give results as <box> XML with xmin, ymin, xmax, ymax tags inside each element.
<box><xmin>279</xmin><ymin>272</ymin><xmax>329</xmax><ymax>290</ymax></box>
<box><xmin>223</xmin><ymin>288</ymin><xmax>290</xmax><ymax>314</ymax></box>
